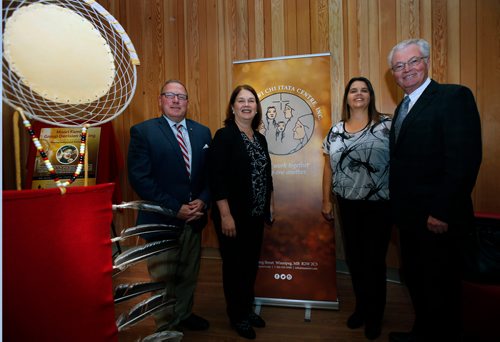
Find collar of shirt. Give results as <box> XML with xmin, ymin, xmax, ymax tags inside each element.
<box><xmin>407</xmin><ymin>77</ymin><xmax>431</xmax><ymax>111</ymax></box>
<box><xmin>162</xmin><ymin>115</ymin><xmax>187</xmax><ymax>133</ymax></box>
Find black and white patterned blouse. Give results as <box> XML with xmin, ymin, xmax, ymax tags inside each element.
<box><xmin>241</xmin><ymin>132</ymin><xmax>268</xmax><ymax>216</ymax></box>
<box><xmin>322</xmin><ymin>116</ymin><xmax>391</xmax><ymax>201</ymax></box>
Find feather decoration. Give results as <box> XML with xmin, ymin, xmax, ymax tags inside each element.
<box><xmin>114</xmin><ymin>281</ymin><xmax>166</xmax><ymax>304</ymax></box>
<box><xmin>113</xmin><ymin>239</ymin><xmax>178</xmax><ymax>272</ymax></box>
<box><xmin>111</xmin><ymin>224</ymin><xmax>182</xmax><ymax>243</ymax></box>
<box><xmin>138</xmin><ymin>330</ymin><xmax>184</xmax><ymax>342</ymax></box>
<box><xmin>112</xmin><ymin>201</ymin><xmax>177</xmax><ymax>217</ymax></box>
<box><xmin>116</xmin><ymin>293</ymin><xmax>175</xmax><ymax>331</ymax></box>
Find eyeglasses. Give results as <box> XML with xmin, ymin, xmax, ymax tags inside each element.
<box><xmin>391</xmin><ymin>56</ymin><xmax>428</xmax><ymax>72</ymax></box>
<box><xmin>161</xmin><ymin>92</ymin><xmax>188</xmax><ymax>101</ymax></box>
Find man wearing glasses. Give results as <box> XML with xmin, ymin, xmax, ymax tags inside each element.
<box><xmin>387</xmin><ymin>39</ymin><xmax>482</xmax><ymax>342</ymax></box>
<box><xmin>128</xmin><ymin>79</ymin><xmax>212</xmax><ymax>332</ymax></box>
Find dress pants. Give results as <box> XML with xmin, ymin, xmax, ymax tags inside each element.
<box><xmin>146</xmin><ymin>224</ymin><xmax>201</xmax><ymax>330</ymax></box>
<box><xmin>216</xmin><ymin>215</ymin><xmax>265</xmax><ymax>324</ymax></box>
<box><xmin>337</xmin><ymin>197</ymin><xmax>392</xmax><ymax>327</ymax></box>
<box><xmin>398</xmin><ymin>224</ymin><xmax>464</xmax><ymax>341</ymax></box>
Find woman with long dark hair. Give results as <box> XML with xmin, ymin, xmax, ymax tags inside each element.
<box><xmin>322</xmin><ymin>77</ymin><xmax>392</xmax><ymax>340</ymax></box>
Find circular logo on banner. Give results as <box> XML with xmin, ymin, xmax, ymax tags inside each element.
<box><xmin>259</xmin><ymin>92</ymin><xmax>315</xmax><ymax>155</ymax></box>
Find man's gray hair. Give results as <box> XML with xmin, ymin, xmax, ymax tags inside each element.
<box><xmin>387</xmin><ymin>39</ymin><xmax>430</xmax><ymax>66</ymax></box>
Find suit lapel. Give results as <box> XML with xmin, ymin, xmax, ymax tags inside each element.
<box><xmin>394</xmin><ymin>80</ymin><xmax>439</xmax><ymax>144</ymax></box>
<box><xmin>186</xmin><ymin>120</ymin><xmax>199</xmax><ymax>179</ymax></box>
<box><xmin>390</xmin><ymin>102</ymin><xmax>402</xmax><ymax>146</ymax></box>
<box><xmin>157</xmin><ymin>117</ymin><xmax>187</xmax><ymax>170</ymax></box>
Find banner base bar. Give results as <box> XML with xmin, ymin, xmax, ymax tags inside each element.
<box><xmin>254</xmin><ymin>297</ymin><xmax>339</xmax><ymax>311</ymax></box>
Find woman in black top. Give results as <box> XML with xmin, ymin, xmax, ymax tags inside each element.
<box><xmin>209</xmin><ymin>84</ymin><xmax>274</xmax><ymax>340</ymax></box>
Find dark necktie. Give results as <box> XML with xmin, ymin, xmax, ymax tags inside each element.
<box><xmin>176</xmin><ymin>124</ymin><xmax>191</xmax><ymax>177</ymax></box>
<box><xmin>394</xmin><ymin>96</ymin><xmax>410</xmax><ymax>140</ymax></box>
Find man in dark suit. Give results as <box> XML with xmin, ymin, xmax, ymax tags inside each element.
<box><xmin>128</xmin><ymin>79</ymin><xmax>211</xmax><ymax>332</ymax></box>
<box><xmin>387</xmin><ymin>39</ymin><xmax>482</xmax><ymax>342</ymax></box>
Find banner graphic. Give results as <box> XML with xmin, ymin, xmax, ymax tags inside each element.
<box><xmin>233</xmin><ymin>53</ymin><xmax>338</xmax><ymax>308</ymax></box>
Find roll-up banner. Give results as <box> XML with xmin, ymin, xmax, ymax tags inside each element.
<box><xmin>233</xmin><ymin>53</ymin><xmax>338</xmax><ymax>312</ymax></box>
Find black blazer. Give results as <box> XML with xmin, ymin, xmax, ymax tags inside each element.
<box><xmin>389</xmin><ymin>80</ymin><xmax>482</xmax><ymax>229</ymax></box>
<box><xmin>128</xmin><ymin>116</ymin><xmax>212</xmax><ymax>236</ymax></box>
<box><xmin>209</xmin><ymin>121</ymin><xmax>273</xmax><ymax>220</ymax></box>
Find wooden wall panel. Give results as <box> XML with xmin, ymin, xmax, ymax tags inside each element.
<box><xmin>446</xmin><ymin>0</ymin><xmax>460</xmax><ymax>84</ymax></box>
<box><xmin>475</xmin><ymin>0</ymin><xmax>500</xmax><ymax>213</ymax></box>
<box><xmin>400</xmin><ymin>0</ymin><xmax>419</xmax><ymax>40</ymax></box>
<box><xmin>163</xmin><ymin>1</ymin><xmax>180</xmax><ymax>79</ymax></box>
<box><xmin>2</xmin><ymin>0</ymin><xmax>499</xmax><ymax>248</ymax></box>
<box><xmin>297</xmin><ymin>0</ymin><xmax>312</xmax><ymax>54</ymax></box>
<box><xmin>271</xmin><ymin>0</ymin><xmax>285</xmax><ymax>56</ymax></box>
<box><xmin>284</xmin><ymin>0</ymin><xmax>298</xmax><ymax>55</ymax></box>
<box><xmin>207</xmin><ymin>0</ymin><xmax>224</xmax><ymax>129</ymax></box>
<box><xmin>310</xmin><ymin>0</ymin><xmax>329</xmax><ymax>53</ymax></box>
<box><xmin>185</xmin><ymin>1</ymin><xmax>201</xmax><ymax>120</ymax></box>
<box><xmin>345</xmin><ymin>0</ymin><xmax>360</xmax><ymax>78</ymax></box>
<box><xmin>419</xmin><ymin>0</ymin><xmax>433</xmax><ymax>43</ymax></box>
<box><xmin>328</xmin><ymin>0</ymin><xmax>344</xmax><ymax>121</ymax></box>
<box><xmin>247</xmin><ymin>0</ymin><xmax>257</xmax><ymax>58</ymax></box>
<box><xmin>459</xmin><ymin>0</ymin><xmax>477</xmax><ymax>91</ymax></box>
<box><xmin>218</xmin><ymin>1</ymin><xmax>231</xmax><ymax>123</ymax></box>
<box><xmin>235</xmin><ymin>0</ymin><xmax>249</xmax><ymax>60</ymax></box>
<box><xmin>357</xmin><ymin>0</ymin><xmax>369</xmax><ymax>76</ymax></box>
<box><xmin>431</xmin><ymin>0</ymin><xmax>448</xmax><ymax>82</ymax></box>
<box><xmin>263</xmin><ymin>0</ymin><xmax>273</xmax><ymax>56</ymax></box>
<box><xmin>252</xmin><ymin>0</ymin><xmax>265</xmax><ymax>59</ymax></box>
<box><xmin>367</xmin><ymin>0</ymin><xmax>381</xmax><ymax>94</ymax></box>
<box><xmin>379</xmin><ymin>0</ymin><xmax>399</xmax><ymax>112</ymax></box>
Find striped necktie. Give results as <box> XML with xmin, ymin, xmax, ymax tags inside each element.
<box><xmin>176</xmin><ymin>123</ymin><xmax>191</xmax><ymax>177</ymax></box>
<box><xmin>394</xmin><ymin>96</ymin><xmax>410</xmax><ymax>140</ymax></box>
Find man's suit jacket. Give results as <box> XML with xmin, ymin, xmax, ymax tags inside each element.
<box><xmin>128</xmin><ymin>116</ymin><xmax>211</xmax><ymax>236</ymax></box>
<box><xmin>389</xmin><ymin>80</ymin><xmax>482</xmax><ymax>230</ymax></box>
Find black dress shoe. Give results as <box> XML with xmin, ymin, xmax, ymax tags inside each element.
<box><xmin>346</xmin><ymin>312</ymin><xmax>364</xmax><ymax>329</ymax></box>
<box><xmin>364</xmin><ymin>322</ymin><xmax>381</xmax><ymax>340</ymax></box>
<box><xmin>389</xmin><ymin>331</ymin><xmax>417</xmax><ymax>342</ymax></box>
<box><xmin>248</xmin><ymin>312</ymin><xmax>266</xmax><ymax>328</ymax></box>
<box><xmin>179</xmin><ymin>313</ymin><xmax>210</xmax><ymax>331</ymax></box>
<box><xmin>231</xmin><ymin>319</ymin><xmax>256</xmax><ymax>339</ymax></box>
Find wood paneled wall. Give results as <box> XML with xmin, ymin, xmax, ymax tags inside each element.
<box><xmin>3</xmin><ymin>1</ymin><xmax>499</xmax><ymax>248</ymax></box>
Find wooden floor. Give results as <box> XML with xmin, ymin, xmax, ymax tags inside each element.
<box><xmin>113</xmin><ymin>249</ymin><xmax>414</xmax><ymax>342</ymax></box>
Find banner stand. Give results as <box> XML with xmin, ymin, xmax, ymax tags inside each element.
<box><xmin>233</xmin><ymin>53</ymin><xmax>338</xmax><ymax>317</ymax></box>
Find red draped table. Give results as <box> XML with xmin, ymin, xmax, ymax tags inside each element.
<box><xmin>3</xmin><ymin>183</ymin><xmax>118</xmax><ymax>342</ymax></box>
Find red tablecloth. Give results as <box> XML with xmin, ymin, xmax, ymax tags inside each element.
<box><xmin>3</xmin><ymin>183</ymin><xmax>118</xmax><ymax>342</ymax></box>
